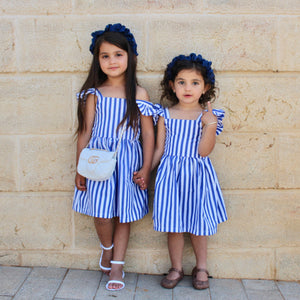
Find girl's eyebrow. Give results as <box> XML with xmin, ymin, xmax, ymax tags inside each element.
<box><xmin>175</xmin><ymin>77</ymin><xmax>201</xmax><ymax>81</ymax></box>
<box><xmin>100</xmin><ymin>50</ymin><xmax>125</xmax><ymax>55</ymax></box>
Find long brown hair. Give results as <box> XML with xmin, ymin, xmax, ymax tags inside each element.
<box><xmin>76</xmin><ymin>31</ymin><xmax>139</xmax><ymax>135</ymax></box>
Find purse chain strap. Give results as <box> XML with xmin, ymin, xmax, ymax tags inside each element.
<box><xmin>113</xmin><ymin>123</ymin><xmax>127</xmax><ymax>157</ymax></box>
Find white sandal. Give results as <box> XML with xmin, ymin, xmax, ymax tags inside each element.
<box><xmin>105</xmin><ymin>260</ymin><xmax>125</xmax><ymax>291</ymax></box>
<box><xmin>99</xmin><ymin>243</ymin><xmax>113</xmax><ymax>274</ymax></box>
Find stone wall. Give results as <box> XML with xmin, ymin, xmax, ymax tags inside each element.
<box><xmin>0</xmin><ymin>0</ymin><xmax>299</xmax><ymax>280</ymax></box>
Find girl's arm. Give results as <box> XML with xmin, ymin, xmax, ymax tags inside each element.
<box><xmin>75</xmin><ymin>94</ymin><xmax>96</xmax><ymax>191</ymax></box>
<box><xmin>151</xmin><ymin>116</ymin><xmax>166</xmax><ymax>170</ymax></box>
<box><xmin>198</xmin><ymin>102</ymin><xmax>218</xmax><ymax>157</ymax></box>
<box><xmin>133</xmin><ymin>114</ymin><xmax>155</xmax><ymax>190</ymax></box>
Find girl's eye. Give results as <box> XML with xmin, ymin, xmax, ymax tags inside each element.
<box><xmin>101</xmin><ymin>55</ymin><xmax>109</xmax><ymax>59</ymax></box>
<box><xmin>178</xmin><ymin>81</ymin><xmax>185</xmax><ymax>85</ymax></box>
<box><xmin>116</xmin><ymin>53</ymin><xmax>123</xmax><ymax>57</ymax></box>
<box><xmin>192</xmin><ymin>82</ymin><xmax>199</xmax><ymax>85</ymax></box>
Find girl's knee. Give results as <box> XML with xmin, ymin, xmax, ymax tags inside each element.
<box><xmin>94</xmin><ymin>217</ymin><xmax>112</xmax><ymax>225</ymax></box>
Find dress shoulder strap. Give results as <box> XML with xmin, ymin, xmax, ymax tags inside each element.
<box><xmin>164</xmin><ymin>107</ymin><xmax>171</xmax><ymax>119</ymax></box>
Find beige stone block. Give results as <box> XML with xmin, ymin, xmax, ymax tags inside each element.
<box><xmin>276</xmin><ymin>248</ymin><xmax>300</xmax><ymax>281</ymax></box>
<box><xmin>126</xmin><ymin>249</ymin><xmax>170</xmax><ymax>274</ymax></box>
<box><xmin>72</xmin><ymin>74</ymin><xmax>88</xmax><ymax>132</ymax></box>
<box><xmin>0</xmin><ymin>251</ymin><xmax>20</xmax><ymax>266</ymax></box>
<box><xmin>73</xmin><ymin>0</ymin><xmax>148</xmax><ymax>13</ymax></box>
<box><xmin>127</xmin><ymin>247</ymin><xmax>276</xmax><ymax>278</ymax></box>
<box><xmin>74</xmin><ymin>0</ymin><xmax>203</xmax><ymax>13</ymax></box>
<box><xmin>0</xmin><ymin>76</ymin><xmax>73</xmax><ymax>134</ymax></box>
<box><xmin>18</xmin><ymin>17</ymin><xmax>147</xmax><ymax>72</ymax></box>
<box><xmin>203</xmin><ymin>0</ymin><xmax>300</xmax><ymax>14</ymax></box>
<box><xmin>21</xmin><ymin>250</ymin><xmax>99</xmax><ymax>269</ymax></box>
<box><xmin>0</xmin><ymin>20</ymin><xmax>16</xmax><ymax>72</ymax></box>
<box><xmin>138</xmin><ymin>73</ymin><xmax>162</xmax><ymax>104</ymax></box>
<box><xmin>278</xmin><ymin>17</ymin><xmax>300</xmax><ymax>71</ymax></box>
<box><xmin>0</xmin><ymin>0</ymin><xmax>72</xmax><ymax>14</ymax></box>
<box><xmin>0</xmin><ymin>137</ymin><xmax>18</xmax><ymax>191</ymax></box>
<box><xmin>18</xmin><ymin>17</ymin><xmax>85</xmax><ymax>72</ymax></box>
<box><xmin>206</xmin><ymin>248</ymin><xmax>275</xmax><ymax>279</ymax></box>
<box><xmin>278</xmin><ymin>134</ymin><xmax>300</xmax><ymax>188</ymax></box>
<box><xmin>129</xmin><ymin>214</ymin><xmax>167</xmax><ymax>251</ymax></box>
<box><xmin>0</xmin><ymin>192</ymin><xmax>72</xmax><ymax>250</ymax></box>
<box><xmin>210</xmin><ymin>190</ymin><xmax>300</xmax><ymax>248</ymax></box>
<box><xmin>74</xmin><ymin>211</ymin><xmax>164</xmax><ymax>251</ymax></box>
<box><xmin>211</xmin><ymin>133</ymin><xmax>277</xmax><ymax>189</ymax></box>
<box><xmin>74</xmin><ymin>212</ymin><xmax>99</xmax><ymax>250</ymax></box>
<box><xmin>20</xmin><ymin>135</ymin><xmax>76</xmax><ymax>191</ymax></box>
<box><xmin>148</xmin><ymin>16</ymin><xmax>276</xmax><ymax>72</ymax></box>
<box><xmin>218</xmin><ymin>74</ymin><xmax>300</xmax><ymax>132</ymax></box>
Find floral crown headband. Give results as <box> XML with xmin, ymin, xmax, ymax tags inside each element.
<box><xmin>167</xmin><ymin>53</ymin><xmax>215</xmax><ymax>84</ymax></box>
<box><xmin>89</xmin><ymin>23</ymin><xmax>138</xmax><ymax>56</ymax></box>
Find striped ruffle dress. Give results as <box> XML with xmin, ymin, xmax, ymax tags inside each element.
<box><xmin>153</xmin><ymin>107</ymin><xmax>227</xmax><ymax>236</ymax></box>
<box><xmin>73</xmin><ymin>88</ymin><xmax>155</xmax><ymax>223</ymax></box>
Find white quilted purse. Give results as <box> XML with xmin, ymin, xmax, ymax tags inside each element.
<box><xmin>77</xmin><ymin>125</ymin><xmax>126</xmax><ymax>181</ymax></box>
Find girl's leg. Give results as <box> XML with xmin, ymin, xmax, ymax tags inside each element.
<box><xmin>166</xmin><ymin>232</ymin><xmax>184</xmax><ymax>280</ymax></box>
<box><xmin>190</xmin><ymin>234</ymin><xmax>208</xmax><ymax>281</ymax></box>
<box><xmin>94</xmin><ymin>217</ymin><xmax>114</xmax><ymax>271</ymax></box>
<box><xmin>107</xmin><ymin>218</ymin><xmax>130</xmax><ymax>290</ymax></box>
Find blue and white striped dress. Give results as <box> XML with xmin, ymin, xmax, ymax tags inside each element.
<box><xmin>73</xmin><ymin>88</ymin><xmax>155</xmax><ymax>223</ymax></box>
<box><xmin>153</xmin><ymin>107</ymin><xmax>227</xmax><ymax>236</ymax></box>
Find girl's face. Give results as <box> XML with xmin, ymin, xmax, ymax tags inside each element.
<box><xmin>170</xmin><ymin>69</ymin><xmax>207</xmax><ymax>106</ymax></box>
<box><xmin>98</xmin><ymin>41</ymin><xmax>128</xmax><ymax>79</ymax></box>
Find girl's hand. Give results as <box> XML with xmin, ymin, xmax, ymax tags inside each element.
<box><xmin>201</xmin><ymin>102</ymin><xmax>217</xmax><ymax>127</ymax></box>
<box><xmin>133</xmin><ymin>169</ymin><xmax>149</xmax><ymax>190</ymax></box>
<box><xmin>75</xmin><ymin>172</ymin><xmax>87</xmax><ymax>191</ymax></box>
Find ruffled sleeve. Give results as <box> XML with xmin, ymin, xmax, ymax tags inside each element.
<box><xmin>212</xmin><ymin>109</ymin><xmax>225</xmax><ymax>135</ymax></box>
<box><xmin>137</xmin><ymin>100</ymin><xmax>158</xmax><ymax>116</ymax></box>
<box><xmin>137</xmin><ymin>100</ymin><xmax>163</xmax><ymax>124</ymax></box>
<box><xmin>76</xmin><ymin>88</ymin><xmax>99</xmax><ymax>102</ymax></box>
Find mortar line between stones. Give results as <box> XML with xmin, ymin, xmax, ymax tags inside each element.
<box><xmin>240</xmin><ymin>278</ymin><xmax>250</xmax><ymax>300</ymax></box>
<box><xmin>52</xmin><ymin>268</ymin><xmax>70</xmax><ymax>300</ymax></box>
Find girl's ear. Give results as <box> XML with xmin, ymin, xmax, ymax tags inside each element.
<box><xmin>204</xmin><ymin>84</ymin><xmax>211</xmax><ymax>93</ymax></box>
<box><xmin>169</xmin><ymin>80</ymin><xmax>175</xmax><ymax>92</ymax></box>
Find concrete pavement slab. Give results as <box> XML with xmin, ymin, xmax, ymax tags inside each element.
<box><xmin>210</xmin><ymin>278</ymin><xmax>248</xmax><ymax>300</ymax></box>
<box><xmin>13</xmin><ymin>267</ymin><xmax>67</xmax><ymax>300</ymax></box>
<box><xmin>135</xmin><ymin>274</ymin><xmax>172</xmax><ymax>300</ymax></box>
<box><xmin>243</xmin><ymin>279</ymin><xmax>284</xmax><ymax>300</ymax></box>
<box><xmin>0</xmin><ymin>266</ymin><xmax>31</xmax><ymax>296</ymax></box>
<box><xmin>277</xmin><ymin>281</ymin><xmax>300</xmax><ymax>300</ymax></box>
<box><xmin>55</xmin><ymin>269</ymin><xmax>101</xmax><ymax>300</ymax></box>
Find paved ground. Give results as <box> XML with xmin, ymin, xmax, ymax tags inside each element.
<box><xmin>0</xmin><ymin>266</ymin><xmax>299</xmax><ymax>300</ymax></box>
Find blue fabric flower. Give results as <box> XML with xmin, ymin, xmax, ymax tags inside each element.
<box><xmin>89</xmin><ymin>23</ymin><xmax>138</xmax><ymax>56</ymax></box>
<box><xmin>167</xmin><ymin>53</ymin><xmax>215</xmax><ymax>84</ymax></box>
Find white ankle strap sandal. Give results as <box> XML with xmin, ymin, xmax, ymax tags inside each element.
<box><xmin>99</xmin><ymin>243</ymin><xmax>114</xmax><ymax>274</ymax></box>
<box><xmin>105</xmin><ymin>260</ymin><xmax>125</xmax><ymax>291</ymax></box>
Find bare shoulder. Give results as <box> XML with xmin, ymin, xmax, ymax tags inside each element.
<box><xmin>136</xmin><ymin>85</ymin><xmax>150</xmax><ymax>102</ymax></box>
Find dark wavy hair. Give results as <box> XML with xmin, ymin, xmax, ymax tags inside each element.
<box><xmin>160</xmin><ymin>59</ymin><xmax>217</xmax><ymax>108</ymax></box>
<box><xmin>76</xmin><ymin>31</ymin><xmax>139</xmax><ymax>135</ymax></box>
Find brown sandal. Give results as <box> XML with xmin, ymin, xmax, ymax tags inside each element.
<box><xmin>161</xmin><ymin>267</ymin><xmax>184</xmax><ymax>289</ymax></box>
<box><xmin>192</xmin><ymin>267</ymin><xmax>209</xmax><ymax>290</ymax></box>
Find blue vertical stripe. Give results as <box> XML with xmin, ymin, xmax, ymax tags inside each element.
<box><xmin>73</xmin><ymin>89</ymin><xmax>155</xmax><ymax>223</ymax></box>
<box><xmin>153</xmin><ymin>107</ymin><xmax>227</xmax><ymax>236</ymax></box>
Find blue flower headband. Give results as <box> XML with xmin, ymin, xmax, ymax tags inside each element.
<box><xmin>167</xmin><ymin>53</ymin><xmax>215</xmax><ymax>84</ymax></box>
<box><xmin>89</xmin><ymin>23</ymin><xmax>138</xmax><ymax>56</ymax></box>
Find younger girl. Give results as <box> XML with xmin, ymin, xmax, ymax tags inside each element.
<box><xmin>151</xmin><ymin>53</ymin><xmax>227</xmax><ymax>290</ymax></box>
<box><xmin>73</xmin><ymin>23</ymin><xmax>155</xmax><ymax>291</ymax></box>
